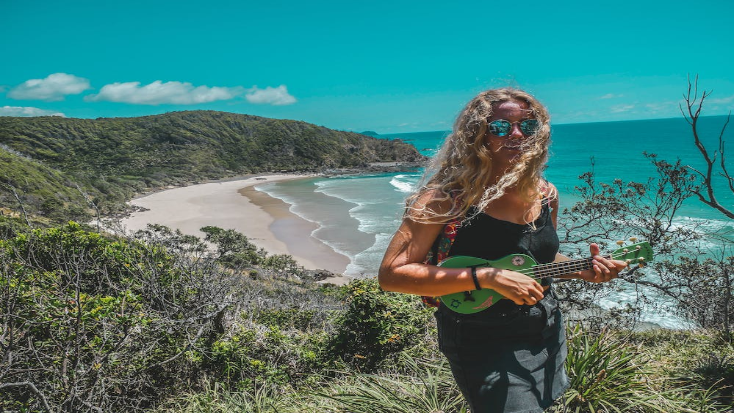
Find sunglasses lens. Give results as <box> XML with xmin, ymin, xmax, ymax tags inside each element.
<box><xmin>520</xmin><ymin>119</ymin><xmax>539</xmax><ymax>135</ymax></box>
<box><xmin>489</xmin><ymin>119</ymin><xmax>540</xmax><ymax>136</ymax></box>
<box><xmin>488</xmin><ymin>120</ymin><xmax>511</xmax><ymax>136</ymax></box>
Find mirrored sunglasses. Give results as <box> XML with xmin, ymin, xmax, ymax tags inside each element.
<box><xmin>488</xmin><ymin>119</ymin><xmax>539</xmax><ymax>137</ymax></box>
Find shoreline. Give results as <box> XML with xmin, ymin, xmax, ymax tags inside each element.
<box><xmin>239</xmin><ymin>184</ymin><xmax>352</xmax><ymax>285</ymax></box>
<box><xmin>118</xmin><ymin>174</ymin><xmax>353</xmax><ymax>285</ymax></box>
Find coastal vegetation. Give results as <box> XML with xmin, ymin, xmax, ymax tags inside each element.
<box><xmin>0</xmin><ymin>110</ymin><xmax>424</xmax><ymax>220</ymax></box>
<box><xmin>1</xmin><ymin>219</ymin><xmax>731</xmax><ymax>411</ymax></box>
<box><xmin>555</xmin><ymin>78</ymin><xmax>733</xmax><ymax>345</ymax></box>
<box><xmin>1</xmin><ymin>80</ymin><xmax>733</xmax><ymax>412</ymax></box>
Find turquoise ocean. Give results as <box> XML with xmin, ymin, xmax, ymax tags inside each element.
<box><xmin>256</xmin><ymin>116</ymin><xmax>733</xmax><ymax>328</ymax></box>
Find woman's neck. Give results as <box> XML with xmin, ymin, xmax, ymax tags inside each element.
<box><xmin>482</xmin><ymin>192</ymin><xmax>543</xmax><ymax>225</ymax></box>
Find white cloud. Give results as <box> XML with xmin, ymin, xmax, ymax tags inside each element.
<box><xmin>85</xmin><ymin>80</ymin><xmax>296</xmax><ymax>106</ymax></box>
<box><xmin>8</xmin><ymin>73</ymin><xmax>91</xmax><ymax>101</ymax></box>
<box><xmin>85</xmin><ymin>81</ymin><xmax>244</xmax><ymax>105</ymax></box>
<box><xmin>610</xmin><ymin>104</ymin><xmax>635</xmax><ymax>113</ymax></box>
<box><xmin>0</xmin><ymin>106</ymin><xmax>66</xmax><ymax>117</ymax></box>
<box><xmin>644</xmin><ymin>101</ymin><xmax>678</xmax><ymax>114</ymax></box>
<box><xmin>245</xmin><ymin>85</ymin><xmax>297</xmax><ymax>105</ymax></box>
<box><xmin>599</xmin><ymin>93</ymin><xmax>624</xmax><ymax>99</ymax></box>
<box><xmin>707</xmin><ymin>95</ymin><xmax>734</xmax><ymax>105</ymax></box>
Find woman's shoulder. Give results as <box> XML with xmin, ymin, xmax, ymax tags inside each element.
<box><xmin>540</xmin><ymin>180</ymin><xmax>559</xmax><ymax>207</ymax></box>
<box><xmin>406</xmin><ymin>187</ymin><xmax>462</xmax><ymax>224</ymax></box>
<box><xmin>540</xmin><ymin>180</ymin><xmax>558</xmax><ymax>198</ymax></box>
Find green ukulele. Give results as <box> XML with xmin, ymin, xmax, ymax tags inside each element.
<box><xmin>438</xmin><ymin>241</ymin><xmax>653</xmax><ymax>314</ymax></box>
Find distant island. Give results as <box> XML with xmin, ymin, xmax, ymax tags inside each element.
<box><xmin>0</xmin><ymin>111</ymin><xmax>425</xmax><ymax>223</ymax></box>
<box><xmin>359</xmin><ymin>130</ymin><xmax>380</xmax><ymax>137</ymax></box>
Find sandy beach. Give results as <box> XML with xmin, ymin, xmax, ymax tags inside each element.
<box><xmin>119</xmin><ymin>175</ymin><xmax>352</xmax><ymax>283</ymax></box>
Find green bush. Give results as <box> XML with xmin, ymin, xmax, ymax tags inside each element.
<box><xmin>201</xmin><ymin>225</ymin><xmax>266</xmax><ymax>269</ymax></box>
<box><xmin>560</xmin><ymin>326</ymin><xmax>657</xmax><ymax>411</ymax></box>
<box><xmin>328</xmin><ymin>278</ymin><xmax>434</xmax><ymax>371</ymax></box>
<box><xmin>208</xmin><ymin>323</ymin><xmax>331</xmax><ymax>390</ymax></box>
<box><xmin>0</xmin><ymin>222</ymin><xmax>240</xmax><ymax>412</ymax></box>
<box><xmin>254</xmin><ymin>308</ymin><xmax>322</xmax><ymax>331</ymax></box>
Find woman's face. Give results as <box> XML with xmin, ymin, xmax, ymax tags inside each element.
<box><xmin>485</xmin><ymin>99</ymin><xmax>536</xmax><ymax>166</ymax></box>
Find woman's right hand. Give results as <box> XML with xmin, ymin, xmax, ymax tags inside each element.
<box><xmin>481</xmin><ymin>268</ymin><xmax>545</xmax><ymax>306</ymax></box>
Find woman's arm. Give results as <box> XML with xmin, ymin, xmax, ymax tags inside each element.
<box><xmin>378</xmin><ymin>192</ymin><xmax>546</xmax><ymax>306</ymax></box>
<box><xmin>378</xmin><ymin>217</ymin><xmax>480</xmax><ymax>296</ymax></box>
<box><xmin>547</xmin><ymin>182</ymin><xmax>559</xmax><ymax>230</ymax></box>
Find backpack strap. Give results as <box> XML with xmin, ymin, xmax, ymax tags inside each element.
<box><xmin>420</xmin><ymin>218</ymin><xmax>461</xmax><ymax>308</ymax></box>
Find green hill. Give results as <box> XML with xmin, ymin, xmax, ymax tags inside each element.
<box><xmin>0</xmin><ymin>111</ymin><xmax>424</xmax><ymax>220</ymax></box>
<box><xmin>0</xmin><ymin>146</ymin><xmax>92</xmax><ymax>222</ymax></box>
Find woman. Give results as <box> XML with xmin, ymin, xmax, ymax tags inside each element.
<box><xmin>378</xmin><ymin>88</ymin><xmax>625</xmax><ymax>412</ymax></box>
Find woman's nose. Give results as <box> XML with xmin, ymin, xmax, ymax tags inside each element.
<box><xmin>508</xmin><ymin>122</ymin><xmax>524</xmax><ymax>138</ymax></box>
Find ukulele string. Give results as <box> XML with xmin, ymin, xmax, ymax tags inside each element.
<box><xmin>507</xmin><ymin>251</ymin><xmax>636</xmax><ymax>280</ymax></box>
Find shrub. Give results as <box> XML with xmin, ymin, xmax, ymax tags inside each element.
<box><xmin>0</xmin><ymin>222</ymin><xmax>242</xmax><ymax>412</ymax></box>
<box><xmin>328</xmin><ymin>278</ymin><xmax>434</xmax><ymax>371</ymax></box>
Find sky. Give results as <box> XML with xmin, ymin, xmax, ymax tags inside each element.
<box><xmin>1</xmin><ymin>0</ymin><xmax>733</xmax><ymax>134</ymax></box>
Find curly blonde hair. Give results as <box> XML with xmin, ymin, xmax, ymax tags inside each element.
<box><xmin>407</xmin><ymin>88</ymin><xmax>553</xmax><ymax>223</ymax></box>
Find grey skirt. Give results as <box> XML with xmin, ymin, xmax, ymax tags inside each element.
<box><xmin>435</xmin><ymin>292</ymin><xmax>569</xmax><ymax>413</ymax></box>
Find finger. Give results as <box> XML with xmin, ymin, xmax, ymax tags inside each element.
<box><xmin>589</xmin><ymin>243</ymin><xmax>601</xmax><ymax>256</ymax></box>
<box><xmin>587</xmin><ymin>264</ymin><xmax>605</xmax><ymax>282</ymax></box>
<box><xmin>592</xmin><ymin>259</ymin><xmax>612</xmax><ymax>274</ymax></box>
<box><xmin>590</xmin><ymin>262</ymin><xmax>602</xmax><ymax>277</ymax></box>
<box><xmin>593</xmin><ymin>265</ymin><xmax>618</xmax><ymax>282</ymax></box>
<box><xmin>531</xmin><ymin>283</ymin><xmax>544</xmax><ymax>300</ymax></box>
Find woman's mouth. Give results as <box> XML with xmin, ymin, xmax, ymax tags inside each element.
<box><xmin>502</xmin><ymin>142</ymin><xmax>523</xmax><ymax>151</ymax></box>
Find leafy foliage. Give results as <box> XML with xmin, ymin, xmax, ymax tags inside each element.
<box><xmin>201</xmin><ymin>225</ymin><xmax>267</xmax><ymax>268</ymax></box>
<box><xmin>328</xmin><ymin>278</ymin><xmax>435</xmax><ymax>371</ymax></box>
<box><xmin>0</xmin><ymin>148</ymin><xmax>93</xmax><ymax>223</ymax></box>
<box><xmin>557</xmin><ymin>153</ymin><xmax>733</xmax><ymax>339</ymax></box>
<box><xmin>0</xmin><ymin>222</ymin><xmax>343</xmax><ymax>412</ymax></box>
<box><xmin>4</xmin><ymin>222</ymin><xmax>728</xmax><ymax>411</ymax></box>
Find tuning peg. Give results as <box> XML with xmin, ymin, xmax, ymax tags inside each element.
<box><xmin>629</xmin><ymin>237</ymin><xmax>638</xmax><ymax>242</ymax></box>
<box><xmin>616</xmin><ymin>240</ymin><xmax>625</xmax><ymax>246</ymax></box>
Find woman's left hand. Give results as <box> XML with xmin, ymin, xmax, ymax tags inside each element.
<box><xmin>578</xmin><ymin>243</ymin><xmax>627</xmax><ymax>283</ymax></box>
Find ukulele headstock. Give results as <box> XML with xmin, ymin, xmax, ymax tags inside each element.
<box><xmin>613</xmin><ymin>239</ymin><xmax>653</xmax><ymax>266</ymax></box>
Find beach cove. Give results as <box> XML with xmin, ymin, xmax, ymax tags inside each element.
<box><xmin>118</xmin><ymin>118</ymin><xmax>734</xmax><ymax>329</ymax></box>
<box><xmin>119</xmin><ymin>175</ymin><xmax>353</xmax><ymax>284</ymax></box>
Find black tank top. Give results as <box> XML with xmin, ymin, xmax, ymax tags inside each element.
<box><xmin>448</xmin><ymin>202</ymin><xmax>559</xmax><ymax>265</ymax></box>
<box><xmin>445</xmin><ymin>202</ymin><xmax>560</xmax><ymax>315</ymax></box>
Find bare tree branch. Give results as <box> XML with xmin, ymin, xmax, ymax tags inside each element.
<box><xmin>680</xmin><ymin>74</ymin><xmax>733</xmax><ymax>219</ymax></box>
